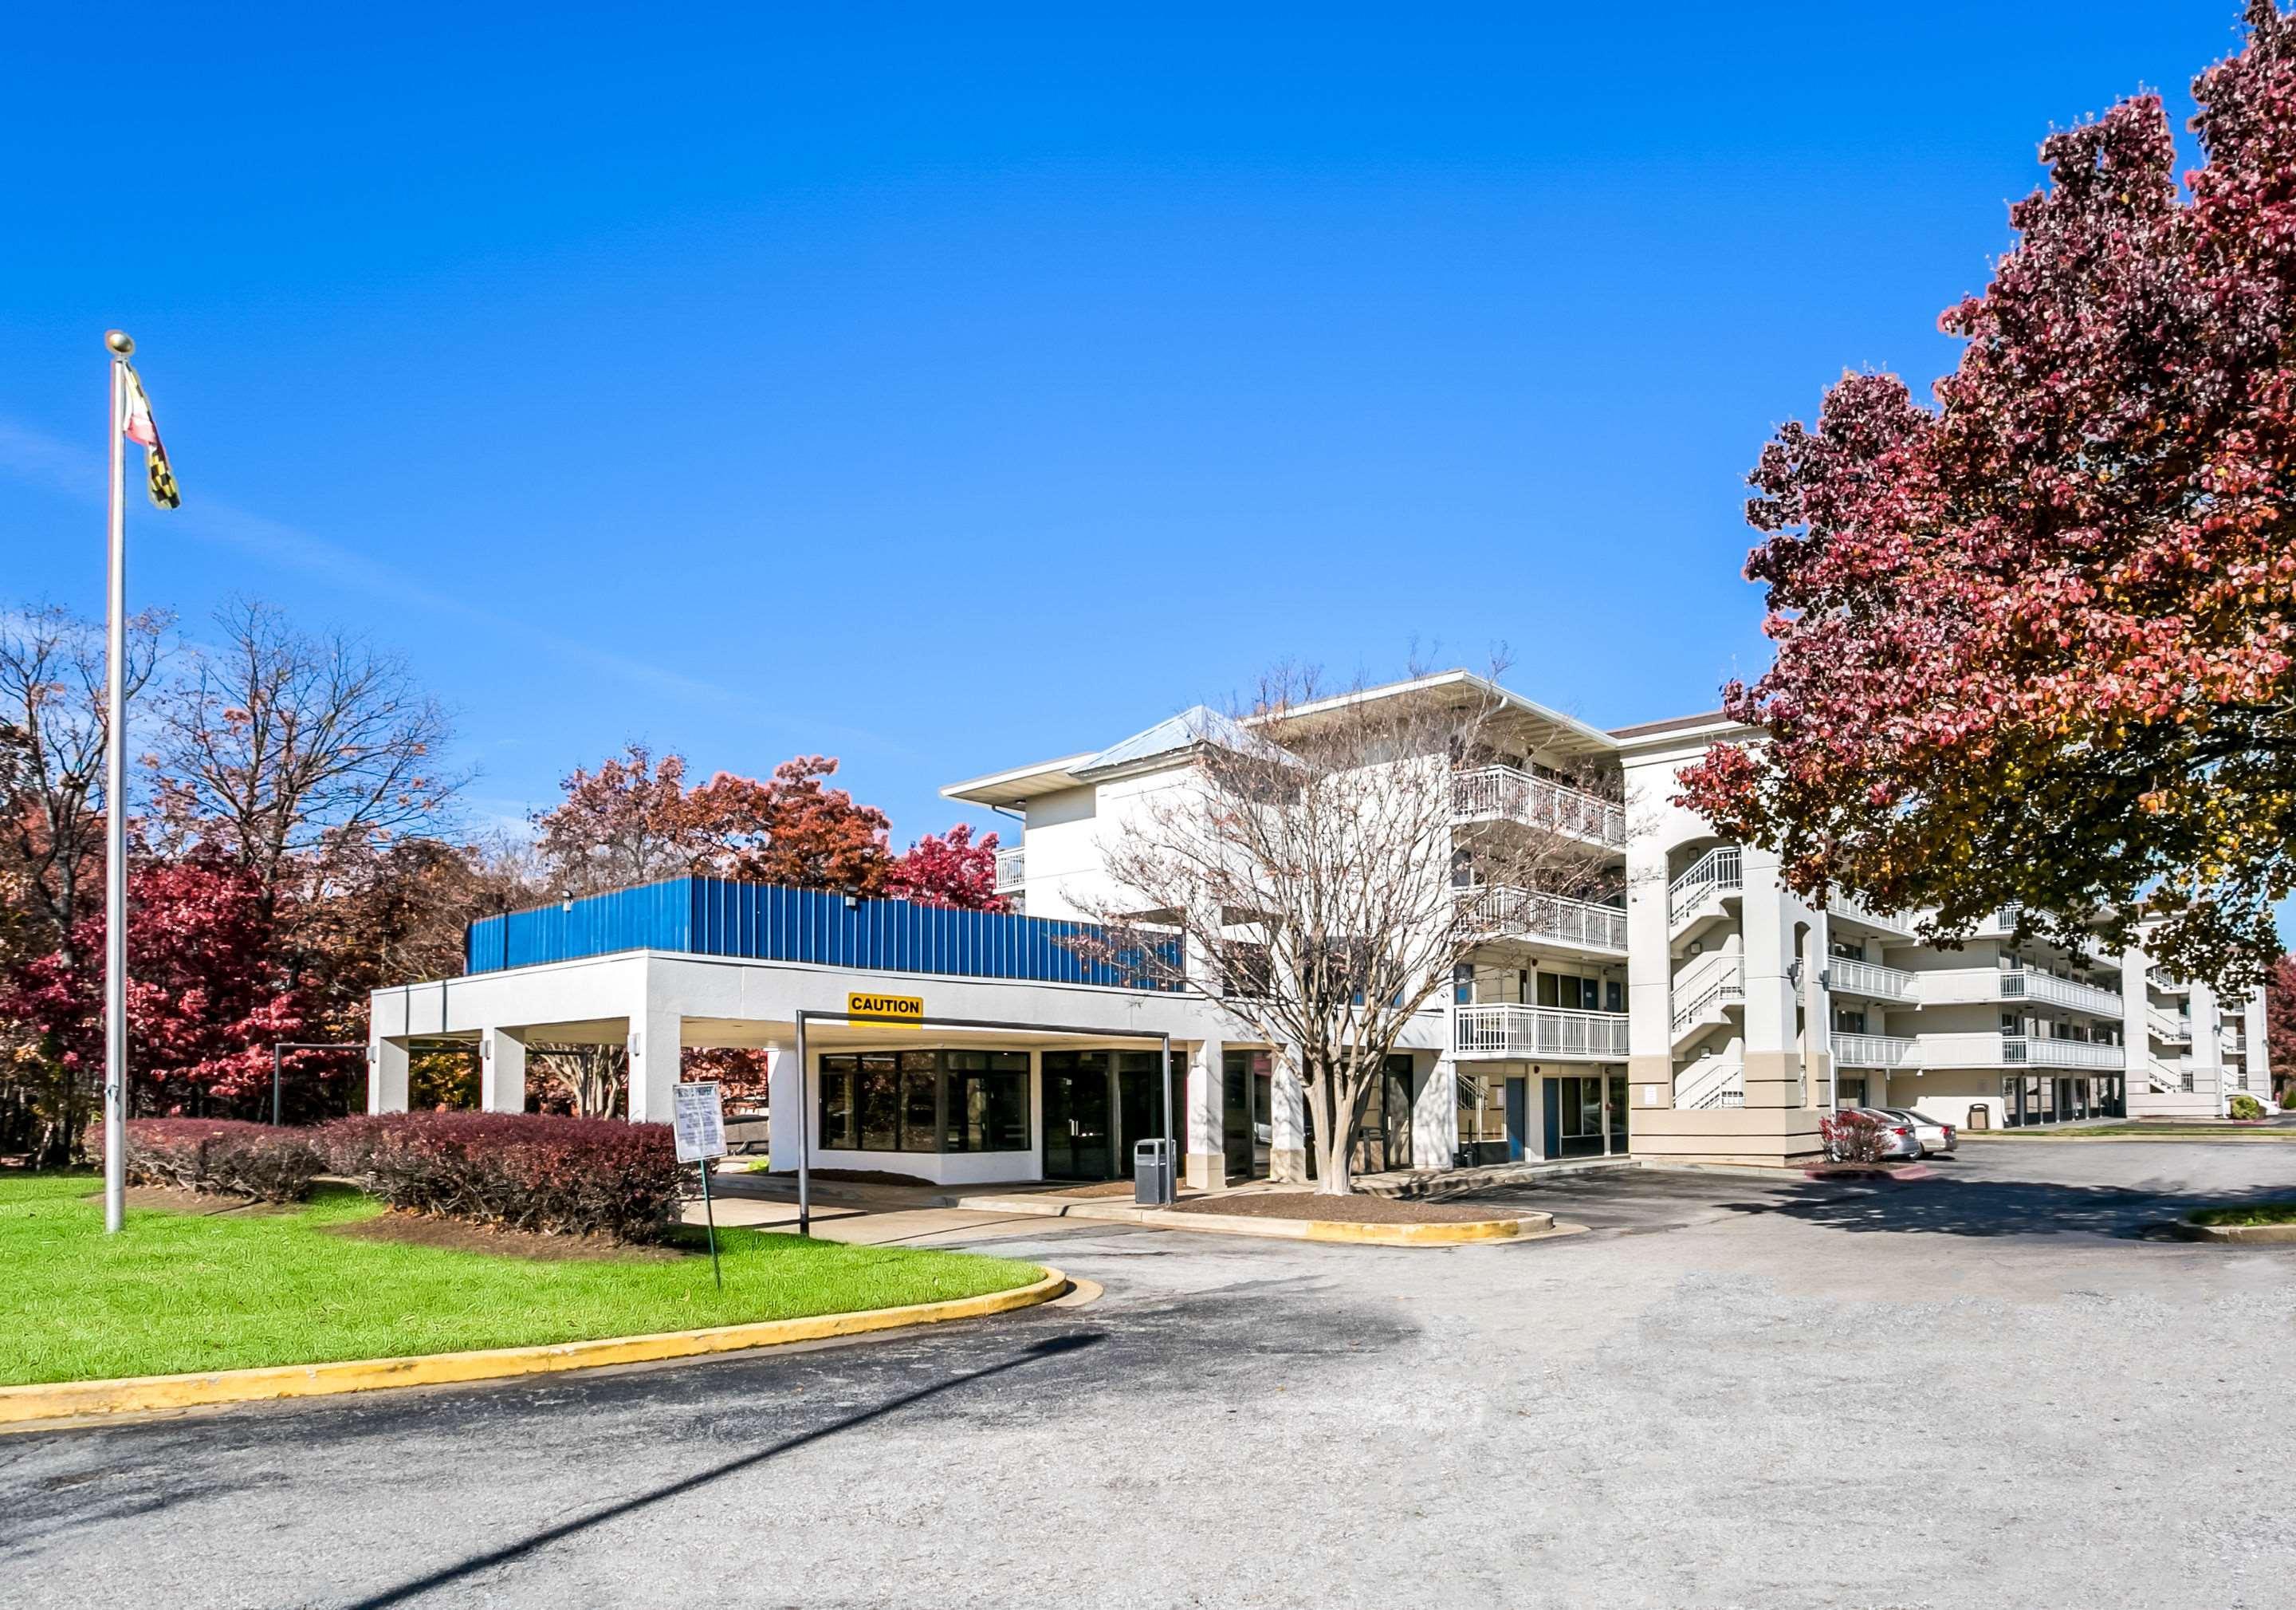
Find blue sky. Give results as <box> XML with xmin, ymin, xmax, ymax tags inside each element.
<box><xmin>0</xmin><ymin>2</ymin><xmax>2260</xmax><ymax>852</ymax></box>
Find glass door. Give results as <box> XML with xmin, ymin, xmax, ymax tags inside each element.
<box><xmin>1043</xmin><ymin>1051</ymin><xmax>1115</xmax><ymax>1180</ymax></box>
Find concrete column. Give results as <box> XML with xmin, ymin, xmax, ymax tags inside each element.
<box><xmin>2244</xmin><ymin>995</ymin><xmax>2269</xmax><ymax>1097</ymax></box>
<box><xmin>1801</xmin><ymin>920</ymin><xmax>1831</xmax><ymax>1111</ymax></box>
<box><xmin>1270</xmin><ymin>1047</ymin><xmax>1307</xmax><ymax>1183</ymax></box>
<box><xmin>480</xmin><ymin>1026</ymin><xmax>528</xmax><ymax>1114</ymax></box>
<box><xmin>368</xmin><ymin>1036</ymin><xmax>410</xmax><ymax>1114</ymax></box>
<box><xmin>2190</xmin><ymin>981</ymin><xmax>2225</xmax><ymax>1108</ymax></box>
<box><xmin>1185</xmin><ymin>1038</ymin><xmax>1225</xmax><ymax>1191</ymax></box>
<box><xmin>1414</xmin><ymin>1053</ymin><xmax>1459</xmax><ymax>1170</ymax></box>
<box><xmin>1738</xmin><ymin>849</ymin><xmax>1803</xmax><ymax>1110</ymax></box>
<box><xmin>625</xmin><ymin>1010</ymin><xmax>683</xmax><ymax>1124</ymax></box>
<box><xmin>766</xmin><ymin>1048</ymin><xmax>800</xmax><ymax>1170</ymax></box>
<box><xmin>1625</xmin><ymin>821</ymin><xmax>1675</xmax><ymax>1106</ymax></box>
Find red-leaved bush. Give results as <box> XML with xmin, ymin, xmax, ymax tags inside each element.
<box><xmin>110</xmin><ymin>1118</ymin><xmax>327</xmax><ymax>1203</ymax></box>
<box><xmin>320</xmin><ymin>1112</ymin><xmax>687</xmax><ymax>1242</ymax></box>
<box><xmin>1819</xmin><ymin>1110</ymin><xmax>1887</xmax><ymax>1165</ymax></box>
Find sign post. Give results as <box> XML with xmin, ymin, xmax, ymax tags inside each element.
<box><xmin>672</xmin><ymin>1081</ymin><xmax>729</xmax><ymax>1289</ymax></box>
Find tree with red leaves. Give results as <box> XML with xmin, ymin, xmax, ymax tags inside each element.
<box><xmin>533</xmin><ymin>745</ymin><xmax>891</xmax><ymax>897</ymax></box>
<box><xmin>885</xmin><ymin>823</ymin><xmax>1009</xmax><ymax>911</ymax></box>
<box><xmin>2267</xmin><ymin>954</ymin><xmax>2296</xmax><ymax>1103</ymax></box>
<box><xmin>1</xmin><ymin>848</ymin><xmax>306</xmax><ymax>1112</ymax></box>
<box><xmin>1678</xmin><ymin>3</ymin><xmax>2296</xmax><ymax>995</ymax></box>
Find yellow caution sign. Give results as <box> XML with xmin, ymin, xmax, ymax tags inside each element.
<box><xmin>847</xmin><ymin>992</ymin><xmax>925</xmax><ymax>1026</ymax></box>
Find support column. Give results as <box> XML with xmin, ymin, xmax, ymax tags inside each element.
<box><xmin>1185</xmin><ymin>1038</ymin><xmax>1225</xmax><ymax>1191</ymax></box>
<box><xmin>368</xmin><ymin>1036</ymin><xmax>410</xmax><ymax>1115</ymax></box>
<box><xmin>766</xmin><ymin>1048</ymin><xmax>800</xmax><ymax>1170</ymax></box>
<box><xmin>2244</xmin><ymin>995</ymin><xmax>2269</xmax><ymax>1098</ymax></box>
<box><xmin>1625</xmin><ymin>818</ymin><xmax>1676</xmax><ymax>1107</ymax></box>
<box><xmin>1415</xmin><ymin>1053</ymin><xmax>1459</xmax><ymax>1171</ymax></box>
<box><xmin>625</xmin><ymin>1010</ymin><xmax>682</xmax><ymax>1124</ymax></box>
<box><xmin>1269</xmin><ymin>1048</ymin><xmax>1307</xmax><ymax>1183</ymax></box>
<box><xmin>480</xmin><ymin>1026</ymin><xmax>528</xmax><ymax>1114</ymax></box>
<box><xmin>2190</xmin><ymin>981</ymin><xmax>2225</xmax><ymax>1111</ymax></box>
<box><xmin>1739</xmin><ymin>849</ymin><xmax>1803</xmax><ymax>1111</ymax></box>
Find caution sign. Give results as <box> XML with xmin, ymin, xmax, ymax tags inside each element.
<box><xmin>847</xmin><ymin>991</ymin><xmax>925</xmax><ymax>1025</ymax></box>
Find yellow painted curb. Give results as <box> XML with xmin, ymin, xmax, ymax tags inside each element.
<box><xmin>1142</xmin><ymin>1209</ymin><xmax>1528</xmax><ymax>1246</ymax></box>
<box><xmin>0</xmin><ymin>1266</ymin><xmax>1067</xmax><ymax>1429</ymax></box>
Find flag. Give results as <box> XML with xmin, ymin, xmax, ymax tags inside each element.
<box><xmin>120</xmin><ymin>364</ymin><xmax>179</xmax><ymax>509</ymax></box>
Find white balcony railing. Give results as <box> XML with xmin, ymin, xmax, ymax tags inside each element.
<box><xmin>993</xmin><ymin>846</ymin><xmax>1026</xmax><ymax>893</ymax></box>
<box><xmin>1453</xmin><ymin>1004</ymin><xmax>1630</xmax><ymax>1061</ymax></box>
<box><xmin>1452</xmin><ymin>767</ymin><xmax>1627</xmax><ymax>848</ymax></box>
<box><xmin>1667</xmin><ymin>846</ymin><xmax>1743</xmax><ymax>925</ymax></box>
<box><xmin>1825</xmin><ymin>892</ymin><xmax>1915</xmax><ymax>935</ymax></box>
<box><xmin>2148</xmin><ymin>968</ymin><xmax>2191</xmax><ymax>994</ymax></box>
<box><xmin>2000</xmin><ymin>969</ymin><xmax>2122</xmax><ymax>1018</ymax></box>
<box><xmin>1830</xmin><ymin>1032</ymin><xmax>1917</xmax><ymax>1069</ymax></box>
<box><xmin>1825</xmin><ymin>957</ymin><xmax>1919</xmax><ymax>1002</ymax></box>
<box><xmin>2003</xmin><ymin>1036</ymin><xmax>2125</xmax><ymax>1071</ymax></box>
<box><xmin>1470</xmin><ymin>887</ymin><xmax>1627</xmax><ymax>953</ymax></box>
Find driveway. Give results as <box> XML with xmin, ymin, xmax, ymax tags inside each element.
<box><xmin>3</xmin><ymin>1143</ymin><xmax>2292</xmax><ymax>1609</ymax></box>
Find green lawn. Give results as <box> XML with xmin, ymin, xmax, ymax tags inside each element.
<box><xmin>2188</xmin><ymin>1202</ymin><xmax>2296</xmax><ymax>1226</ymax></box>
<box><xmin>1971</xmin><ymin>1123</ymin><xmax>2296</xmax><ymax>1140</ymax></box>
<box><xmin>0</xmin><ymin>1173</ymin><xmax>1044</xmax><ymax>1388</ymax></box>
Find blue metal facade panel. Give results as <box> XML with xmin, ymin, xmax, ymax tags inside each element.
<box><xmin>466</xmin><ymin>876</ymin><xmax>1180</xmax><ymax>990</ymax></box>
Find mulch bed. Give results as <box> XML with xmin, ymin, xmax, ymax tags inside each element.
<box><xmin>91</xmin><ymin>1184</ymin><xmax>295</xmax><ymax>1217</ymax></box>
<box><xmin>1803</xmin><ymin>1162</ymin><xmax>1936</xmax><ymax>1182</ymax></box>
<box><xmin>322</xmin><ymin>1210</ymin><xmax>683</xmax><ymax>1262</ymax></box>
<box><xmin>1167</xmin><ymin>1191</ymin><xmax>1512</xmax><ymax>1225</ymax></box>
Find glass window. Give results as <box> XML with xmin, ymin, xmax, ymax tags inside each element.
<box><xmin>1605</xmin><ymin>980</ymin><xmax>1624</xmax><ymax>1014</ymax></box>
<box><xmin>899</xmin><ymin>1051</ymin><xmax>938</xmax><ymax>1151</ymax></box>
<box><xmin>1535</xmin><ymin>971</ymin><xmax>1560</xmax><ymax>1008</ymax></box>
<box><xmin>858</xmin><ymin>1053</ymin><xmax>899</xmax><ymax>1150</ymax></box>
<box><xmin>818</xmin><ymin>1054</ymin><xmax>858</xmax><ymax>1149</ymax></box>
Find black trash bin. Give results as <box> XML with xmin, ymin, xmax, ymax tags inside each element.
<box><xmin>1133</xmin><ymin>1137</ymin><xmax>1175</xmax><ymax>1206</ymax></box>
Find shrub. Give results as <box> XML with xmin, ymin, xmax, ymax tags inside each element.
<box><xmin>1819</xmin><ymin>1109</ymin><xmax>1887</xmax><ymax>1164</ymax></box>
<box><xmin>319</xmin><ymin>1112</ymin><xmax>687</xmax><ymax>1242</ymax></box>
<box><xmin>111</xmin><ymin>1118</ymin><xmax>326</xmax><ymax>1203</ymax></box>
<box><xmin>2229</xmin><ymin>1094</ymin><xmax>2265</xmax><ymax>1121</ymax></box>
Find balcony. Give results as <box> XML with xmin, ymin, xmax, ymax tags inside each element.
<box><xmin>1453</xmin><ymin>1004</ymin><xmax>1630</xmax><ymax>1061</ymax></box>
<box><xmin>993</xmin><ymin>846</ymin><xmax>1026</xmax><ymax>894</ymax></box>
<box><xmin>1830</xmin><ymin>1032</ymin><xmax>1917</xmax><ymax>1069</ymax></box>
<box><xmin>1999</xmin><ymin>969</ymin><xmax>2123</xmax><ymax>1018</ymax></box>
<box><xmin>1667</xmin><ymin>846</ymin><xmax>1743</xmax><ymax>928</ymax></box>
<box><xmin>1470</xmin><ymin>886</ymin><xmax>1627</xmax><ymax>954</ymax></box>
<box><xmin>1452</xmin><ymin>766</ymin><xmax>1627</xmax><ymax>849</ymax></box>
<box><xmin>1825</xmin><ymin>957</ymin><xmax>1918</xmax><ymax>1003</ymax></box>
<box><xmin>1824</xmin><ymin>892</ymin><xmax>1915</xmax><ymax>935</ymax></box>
<box><xmin>2004</xmin><ymin>1036</ymin><xmax>2125</xmax><ymax>1071</ymax></box>
<box><xmin>2147</xmin><ymin>967</ymin><xmax>2191</xmax><ymax>994</ymax></box>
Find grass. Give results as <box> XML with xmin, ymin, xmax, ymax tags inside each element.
<box><xmin>1972</xmin><ymin>1122</ymin><xmax>2296</xmax><ymax>1140</ymax></box>
<box><xmin>0</xmin><ymin>1173</ymin><xmax>1044</xmax><ymax>1388</ymax></box>
<box><xmin>2188</xmin><ymin>1202</ymin><xmax>2296</xmax><ymax>1226</ymax></box>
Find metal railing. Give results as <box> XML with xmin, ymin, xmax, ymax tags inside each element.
<box><xmin>1830</xmin><ymin>1032</ymin><xmax>1917</xmax><ymax>1069</ymax></box>
<box><xmin>1670</xmin><ymin>975</ymin><xmax>1744</xmax><ymax>1039</ymax></box>
<box><xmin>2003</xmin><ymin>1036</ymin><xmax>2125</xmax><ymax>1071</ymax></box>
<box><xmin>1451</xmin><ymin>766</ymin><xmax>1628</xmax><ymax>848</ymax></box>
<box><xmin>1825</xmin><ymin>957</ymin><xmax>1918</xmax><ymax>1002</ymax></box>
<box><xmin>2000</xmin><ymin>969</ymin><xmax>2122</xmax><ymax>1018</ymax></box>
<box><xmin>992</xmin><ymin>846</ymin><xmax>1026</xmax><ymax>893</ymax></box>
<box><xmin>2147</xmin><ymin>967</ymin><xmax>2191</xmax><ymax>994</ymax></box>
<box><xmin>1469</xmin><ymin>886</ymin><xmax>1628</xmax><ymax>952</ymax></box>
<box><xmin>1824</xmin><ymin>892</ymin><xmax>1913</xmax><ymax>934</ymax></box>
<box><xmin>1667</xmin><ymin>846</ymin><xmax>1744</xmax><ymax>925</ymax></box>
<box><xmin>2146</xmin><ymin>1008</ymin><xmax>2192</xmax><ymax>1045</ymax></box>
<box><xmin>1453</xmin><ymin>1004</ymin><xmax>1630</xmax><ymax>1060</ymax></box>
<box><xmin>1677</xmin><ymin>1059</ymin><xmax>1744</xmax><ymax>1111</ymax></box>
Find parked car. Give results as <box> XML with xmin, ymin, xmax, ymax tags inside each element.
<box><xmin>1881</xmin><ymin>1107</ymin><xmax>1957</xmax><ymax>1157</ymax></box>
<box><xmin>1845</xmin><ymin>1107</ymin><xmax>1924</xmax><ymax>1160</ymax></box>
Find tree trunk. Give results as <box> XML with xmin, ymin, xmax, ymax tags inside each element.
<box><xmin>1310</xmin><ymin>1067</ymin><xmax>1354</xmax><ymax>1195</ymax></box>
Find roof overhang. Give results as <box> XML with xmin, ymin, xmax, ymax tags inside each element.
<box><xmin>941</xmin><ymin>752</ymin><xmax>1097</xmax><ymax>809</ymax></box>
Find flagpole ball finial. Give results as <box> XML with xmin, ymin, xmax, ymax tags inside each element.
<box><xmin>104</xmin><ymin>329</ymin><xmax>134</xmax><ymax>356</ymax></box>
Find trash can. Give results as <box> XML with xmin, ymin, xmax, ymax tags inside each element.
<box><xmin>1133</xmin><ymin>1137</ymin><xmax>1175</xmax><ymax>1207</ymax></box>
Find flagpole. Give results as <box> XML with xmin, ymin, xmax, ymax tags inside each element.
<box><xmin>103</xmin><ymin>329</ymin><xmax>133</xmax><ymax>1235</ymax></box>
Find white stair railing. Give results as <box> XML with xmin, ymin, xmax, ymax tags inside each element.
<box><xmin>1671</xmin><ymin>967</ymin><xmax>1746</xmax><ymax>1039</ymax></box>
<box><xmin>1676</xmin><ymin>1059</ymin><xmax>1744</xmax><ymax>1111</ymax></box>
<box><xmin>1667</xmin><ymin>847</ymin><xmax>1743</xmax><ymax>925</ymax></box>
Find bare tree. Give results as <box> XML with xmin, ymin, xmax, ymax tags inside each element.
<box><xmin>529</xmin><ymin>1044</ymin><xmax>627</xmax><ymax>1117</ymax></box>
<box><xmin>0</xmin><ymin>604</ymin><xmax>168</xmax><ymax>966</ymax></box>
<box><xmin>1071</xmin><ymin>666</ymin><xmax>1622</xmax><ymax>1195</ymax></box>
<box><xmin>152</xmin><ymin>598</ymin><xmax>462</xmax><ymax>915</ymax></box>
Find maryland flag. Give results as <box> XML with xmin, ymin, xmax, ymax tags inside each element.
<box><xmin>120</xmin><ymin>364</ymin><xmax>179</xmax><ymax>509</ymax></box>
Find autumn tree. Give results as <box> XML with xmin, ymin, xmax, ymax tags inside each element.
<box><xmin>886</xmin><ymin>822</ymin><xmax>1009</xmax><ymax>911</ymax></box>
<box><xmin>533</xmin><ymin>746</ymin><xmax>890</xmax><ymax>896</ymax></box>
<box><xmin>1679</xmin><ymin>3</ymin><xmax>2296</xmax><ymax>996</ymax></box>
<box><xmin>2267</xmin><ymin>953</ymin><xmax>2296</xmax><ymax>1104</ymax></box>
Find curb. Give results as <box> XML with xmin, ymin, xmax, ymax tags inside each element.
<box><xmin>2178</xmin><ymin>1220</ymin><xmax>2296</xmax><ymax>1244</ymax></box>
<box><xmin>950</xmin><ymin>1193</ymin><xmax>1541</xmax><ymax>1246</ymax></box>
<box><xmin>0</xmin><ymin>1266</ymin><xmax>1068</xmax><ymax>1430</ymax></box>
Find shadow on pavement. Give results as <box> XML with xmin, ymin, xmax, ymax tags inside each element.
<box><xmin>1725</xmin><ymin>1175</ymin><xmax>2296</xmax><ymax>1239</ymax></box>
<box><xmin>340</xmin><ymin>1332</ymin><xmax>1106</xmax><ymax>1609</ymax></box>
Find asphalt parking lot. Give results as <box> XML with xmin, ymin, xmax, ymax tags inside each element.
<box><xmin>5</xmin><ymin>1140</ymin><xmax>2292</xmax><ymax>1610</ymax></box>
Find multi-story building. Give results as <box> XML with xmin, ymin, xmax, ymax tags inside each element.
<box><xmin>367</xmin><ymin>672</ymin><xmax>2272</xmax><ymax>1182</ymax></box>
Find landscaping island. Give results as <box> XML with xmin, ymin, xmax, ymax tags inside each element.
<box><xmin>1</xmin><ymin>1172</ymin><xmax>1044</xmax><ymax>1389</ymax></box>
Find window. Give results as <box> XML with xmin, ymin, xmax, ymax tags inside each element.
<box><xmin>817</xmin><ymin>1049</ymin><xmax>1031</xmax><ymax>1155</ymax></box>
